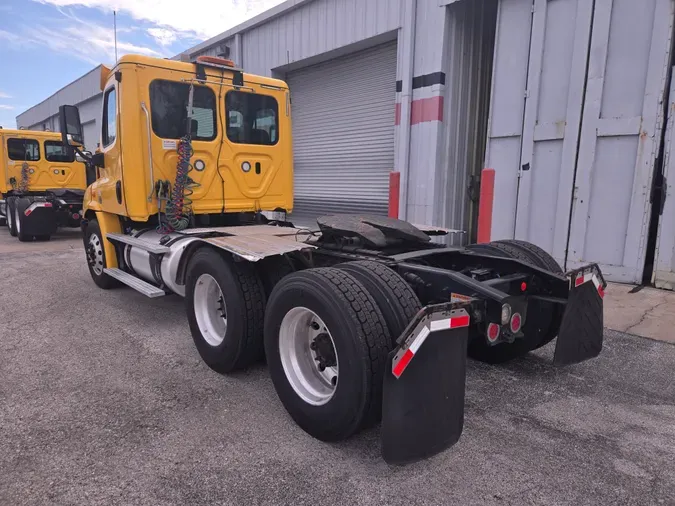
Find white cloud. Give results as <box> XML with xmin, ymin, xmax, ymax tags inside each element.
<box><xmin>0</xmin><ymin>105</ymin><xmax>15</xmax><ymax>110</ymax></box>
<box><xmin>0</xmin><ymin>91</ymin><xmax>12</xmax><ymax>99</ymax></box>
<box><xmin>0</xmin><ymin>13</ymin><xmax>162</xmax><ymax>65</ymax></box>
<box><xmin>147</xmin><ymin>27</ymin><xmax>178</xmax><ymax>47</ymax></box>
<box><xmin>34</xmin><ymin>0</ymin><xmax>286</xmax><ymax>41</ymax></box>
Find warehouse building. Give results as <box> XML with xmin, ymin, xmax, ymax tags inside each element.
<box><xmin>15</xmin><ymin>0</ymin><xmax>675</xmax><ymax>288</ymax></box>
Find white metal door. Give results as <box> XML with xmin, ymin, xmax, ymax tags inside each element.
<box><xmin>653</xmin><ymin>67</ymin><xmax>675</xmax><ymax>289</ymax></box>
<box><xmin>286</xmin><ymin>42</ymin><xmax>397</xmax><ymax>222</ymax></box>
<box><xmin>567</xmin><ymin>0</ymin><xmax>675</xmax><ymax>283</ymax></box>
<box><xmin>484</xmin><ymin>0</ymin><xmax>534</xmax><ymax>240</ymax></box>
<box><xmin>514</xmin><ymin>0</ymin><xmax>593</xmax><ymax>267</ymax></box>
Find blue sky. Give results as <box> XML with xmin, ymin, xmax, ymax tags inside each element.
<box><xmin>0</xmin><ymin>0</ymin><xmax>284</xmax><ymax>128</ymax></box>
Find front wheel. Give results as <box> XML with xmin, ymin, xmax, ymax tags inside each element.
<box><xmin>84</xmin><ymin>218</ymin><xmax>119</xmax><ymax>289</ymax></box>
<box><xmin>264</xmin><ymin>268</ymin><xmax>391</xmax><ymax>442</ymax></box>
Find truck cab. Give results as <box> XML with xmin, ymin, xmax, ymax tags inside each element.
<box><xmin>0</xmin><ymin>128</ymin><xmax>87</xmax><ymax>241</ymax></box>
<box><xmin>66</xmin><ymin>55</ymin><xmax>293</xmax><ymax>226</ymax></box>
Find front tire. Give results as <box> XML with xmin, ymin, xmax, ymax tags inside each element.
<box><xmin>264</xmin><ymin>268</ymin><xmax>391</xmax><ymax>442</ymax></box>
<box><xmin>84</xmin><ymin>218</ymin><xmax>119</xmax><ymax>289</ymax></box>
<box><xmin>185</xmin><ymin>248</ymin><xmax>265</xmax><ymax>373</ymax></box>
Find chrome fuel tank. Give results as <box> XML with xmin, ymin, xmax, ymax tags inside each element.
<box><xmin>123</xmin><ymin>229</ymin><xmax>199</xmax><ymax>297</ymax></box>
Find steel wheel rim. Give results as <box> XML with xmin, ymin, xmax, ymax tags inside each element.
<box><xmin>14</xmin><ymin>206</ymin><xmax>20</xmax><ymax>234</ymax></box>
<box><xmin>6</xmin><ymin>205</ymin><xmax>12</xmax><ymax>230</ymax></box>
<box><xmin>87</xmin><ymin>234</ymin><xmax>104</xmax><ymax>275</ymax></box>
<box><xmin>279</xmin><ymin>307</ymin><xmax>339</xmax><ymax>406</ymax></box>
<box><xmin>193</xmin><ymin>273</ymin><xmax>227</xmax><ymax>347</ymax></box>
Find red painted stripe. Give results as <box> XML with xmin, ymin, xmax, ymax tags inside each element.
<box><xmin>477</xmin><ymin>168</ymin><xmax>495</xmax><ymax>244</ymax></box>
<box><xmin>388</xmin><ymin>171</ymin><xmax>401</xmax><ymax>219</ymax></box>
<box><xmin>393</xmin><ymin>349</ymin><xmax>415</xmax><ymax>378</ymax></box>
<box><xmin>395</xmin><ymin>103</ymin><xmax>402</xmax><ymax>126</ymax></box>
<box><xmin>411</xmin><ymin>96</ymin><xmax>444</xmax><ymax>125</ymax></box>
<box><xmin>450</xmin><ymin>314</ymin><xmax>470</xmax><ymax>328</ymax></box>
<box><xmin>598</xmin><ymin>285</ymin><xmax>605</xmax><ymax>299</ymax></box>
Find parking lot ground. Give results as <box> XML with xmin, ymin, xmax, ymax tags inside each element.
<box><xmin>1</xmin><ymin>238</ymin><xmax>674</xmax><ymax>505</ymax></box>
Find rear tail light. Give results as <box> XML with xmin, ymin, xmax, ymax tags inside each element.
<box><xmin>72</xmin><ymin>213</ymin><xmax>80</xmax><ymax>220</ymax></box>
<box><xmin>487</xmin><ymin>323</ymin><xmax>500</xmax><ymax>342</ymax></box>
<box><xmin>510</xmin><ymin>313</ymin><xmax>522</xmax><ymax>333</ymax></box>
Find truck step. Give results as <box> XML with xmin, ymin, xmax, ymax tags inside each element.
<box><xmin>104</xmin><ymin>268</ymin><xmax>166</xmax><ymax>298</ymax></box>
<box><xmin>106</xmin><ymin>233</ymin><xmax>170</xmax><ymax>254</ymax></box>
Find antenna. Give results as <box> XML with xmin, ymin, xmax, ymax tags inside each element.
<box><xmin>113</xmin><ymin>10</ymin><xmax>118</xmax><ymax>62</ymax></box>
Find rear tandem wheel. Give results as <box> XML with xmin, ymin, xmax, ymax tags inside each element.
<box><xmin>466</xmin><ymin>240</ymin><xmax>564</xmax><ymax>364</ymax></box>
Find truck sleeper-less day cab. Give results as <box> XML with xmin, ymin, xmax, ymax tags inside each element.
<box><xmin>59</xmin><ymin>54</ymin><xmax>605</xmax><ymax>464</ymax></box>
<box><xmin>0</xmin><ymin>129</ymin><xmax>87</xmax><ymax>241</ymax></box>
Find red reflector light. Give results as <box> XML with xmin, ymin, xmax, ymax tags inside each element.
<box><xmin>521</xmin><ymin>282</ymin><xmax>527</xmax><ymax>292</ymax></box>
<box><xmin>72</xmin><ymin>213</ymin><xmax>80</xmax><ymax>220</ymax></box>
<box><xmin>510</xmin><ymin>313</ymin><xmax>522</xmax><ymax>333</ymax></box>
<box><xmin>450</xmin><ymin>314</ymin><xmax>470</xmax><ymax>328</ymax></box>
<box><xmin>392</xmin><ymin>349</ymin><xmax>414</xmax><ymax>378</ymax></box>
<box><xmin>575</xmin><ymin>273</ymin><xmax>584</xmax><ymax>287</ymax></box>
<box><xmin>487</xmin><ymin>323</ymin><xmax>500</xmax><ymax>342</ymax></box>
<box><xmin>44</xmin><ymin>202</ymin><xmax>53</xmax><ymax>208</ymax></box>
<box><xmin>24</xmin><ymin>209</ymin><xmax>32</xmax><ymax>216</ymax></box>
<box><xmin>598</xmin><ymin>285</ymin><xmax>605</xmax><ymax>299</ymax></box>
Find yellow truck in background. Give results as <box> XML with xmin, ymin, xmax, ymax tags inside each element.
<box><xmin>59</xmin><ymin>54</ymin><xmax>606</xmax><ymax>465</ymax></box>
<box><xmin>0</xmin><ymin>128</ymin><xmax>88</xmax><ymax>241</ymax></box>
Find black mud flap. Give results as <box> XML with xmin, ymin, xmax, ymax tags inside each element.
<box><xmin>554</xmin><ymin>264</ymin><xmax>605</xmax><ymax>366</ymax></box>
<box><xmin>381</xmin><ymin>304</ymin><xmax>470</xmax><ymax>465</ymax></box>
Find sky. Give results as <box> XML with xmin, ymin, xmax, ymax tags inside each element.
<box><xmin>0</xmin><ymin>0</ymin><xmax>285</xmax><ymax>128</ymax></box>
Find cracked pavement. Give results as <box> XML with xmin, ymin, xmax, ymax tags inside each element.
<box><xmin>1</xmin><ymin>230</ymin><xmax>674</xmax><ymax>505</ymax></box>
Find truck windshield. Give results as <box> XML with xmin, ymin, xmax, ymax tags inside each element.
<box><xmin>149</xmin><ymin>80</ymin><xmax>216</xmax><ymax>141</ymax></box>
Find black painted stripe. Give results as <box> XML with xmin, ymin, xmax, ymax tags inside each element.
<box><xmin>412</xmin><ymin>72</ymin><xmax>446</xmax><ymax>89</ymax></box>
<box><xmin>396</xmin><ymin>72</ymin><xmax>446</xmax><ymax>93</ymax></box>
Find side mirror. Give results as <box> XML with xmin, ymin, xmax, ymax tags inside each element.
<box><xmin>75</xmin><ymin>150</ymin><xmax>92</xmax><ymax>162</ymax></box>
<box><xmin>58</xmin><ymin>105</ymin><xmax>84</xmax><ymax>147</ymax></box>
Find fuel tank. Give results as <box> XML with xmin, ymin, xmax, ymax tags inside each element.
<box><xmin>122</xmin><ymin>229</ymin><xmax>199</xmax><ymax>297</ymax></box>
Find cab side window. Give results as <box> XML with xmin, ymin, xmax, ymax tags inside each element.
<box><xmin>102</xmin><ymin>87</ymin><xmax>117</xmax><ymax>147</ymax></box>
<box><xmin>45</xmin><ymin>141</ymin><xmax>75</xmax><ymax>163</ymax></box>
<box><xmin>226</xmin><ymin>91</ymin><xmax>278</xmax><ymax>146</ymax></box>
<box><xmin>7</xmin><ymin>138</ymin><xmax>40</xmax><ymax>161</ymax></box>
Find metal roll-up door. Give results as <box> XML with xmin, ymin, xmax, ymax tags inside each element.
<box><xmin>287</xmin><ymin>42</ymin><xmax>397</xmax><ymax>223</ymax></box>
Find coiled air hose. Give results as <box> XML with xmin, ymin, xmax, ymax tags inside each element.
<box><xmin>10</xmin><ymin>162</ymin><xmax>30</xmax><ymax>193</ymax></box>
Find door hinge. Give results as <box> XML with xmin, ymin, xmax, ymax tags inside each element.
<box><xmin>524</xmin><ymin>89</ymin><xmax>530</xmax><ymax>99</ymax></box>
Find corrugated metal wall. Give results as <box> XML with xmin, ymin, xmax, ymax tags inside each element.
<box><xmin>191</xmin><ymin>0</ymin><xmax>402</xmax><ymax>76</ymax></box>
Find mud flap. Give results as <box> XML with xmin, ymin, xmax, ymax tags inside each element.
<box><xmin>554</xmin><ymin>265</ymin><xmax>605</xmax><ymax>366</ymax></box>
<box><xmin>381</xmin><ymin>305</ymin><xmax>470</xmax><ymax>465</ymax></box>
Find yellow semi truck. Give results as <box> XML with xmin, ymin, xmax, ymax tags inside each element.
<box><xmin>0</xmin><ymin>128</ymin><xmax>88</xmax><ymax>241</ymax></box>
<box><xmin>59</xmin><ymin>54</ymin><xmax>606</xmax><ymax>464</ymax></box>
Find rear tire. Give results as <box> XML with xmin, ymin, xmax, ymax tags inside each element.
<box><xmin>264</xmin><ymin>268</ymin><xmax>391</xmax><ymax>441</ymax></box>
<box><xmin>35</xmin><ymin>234</ymin><xmax>51</xmax><ymax>241</ymax></box>
<box><xmin>493</xmin><ymin>240</ymin><xmax>562</xmax><ymax>273</ymax></box>
<box><xmin>185</xmin><ymin>248</ymin><xmax>265</xmax><ymax>373</ymax></box>
<box><xmin>7</xmin><ymin>197</ymin><xmax>17</xmax><ymax>237</ymax></box>
<box><xmin>16</xmin><ymin>198</ymin><xmax>33</xmax><ymax>242</ymax></box>
<box><xmin>337</xmin><ymin>261</ymin><xmax>422</xmax><ymax>344</ymax></box>
<box><xmin>466</xmin><ymin>240</ymin><xmax>562</xmax><ymax>364</ymax></box>
<box><xmin>84</xmin><ymin>219</ymin><xmax>119</xmax><ymax>289</ymax></box>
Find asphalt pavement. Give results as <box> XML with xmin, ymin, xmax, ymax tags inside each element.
<box><xmin>0</xmin><ymin>228</ymin><xmax>674</xmax><ymax>505</ymax></box>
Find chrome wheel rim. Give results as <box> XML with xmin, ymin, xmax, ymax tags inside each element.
<box><xmin>193</xmin><ymin>273</ymin><xmax>227</xmax><ymax>347</ymax></box>
<box><xmin>14</xmin><ymin>205</ymin><xmax>20</xmax><ymax>234</ymax></box>
<box><xmin>6</xmin><ymin>204</ymin><xmax>12</xmax><ymax>230</ymax></box>
<box><xmin>279</xmin><ymin>307</ymin><xmax>339</xmax><ymax>406</ymax></box>
<box><xmin>87</xmin><ymin>234</ymin><xmax>104</xmax><ymax>275</ymax></box>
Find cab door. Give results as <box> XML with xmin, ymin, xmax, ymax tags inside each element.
<box><xmin>4</xmin><ymin>137</ymin><xmax>41</xmax><ymax>191</ymax></box>
<box><xmin>94</xmin><ymin>83</ymin><xmax>127</xmax><ymax>215</ymax></box>
<box><xmin>39</xmin><ymin>140</ymin><xmax>86</xmax><ymax>190</ymax></box>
